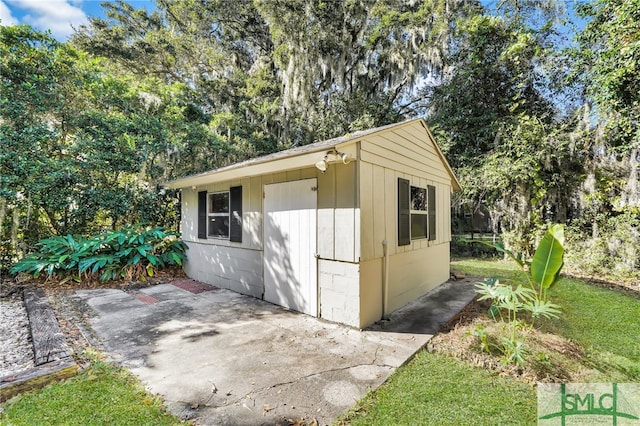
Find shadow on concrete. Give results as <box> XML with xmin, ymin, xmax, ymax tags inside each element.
<box><xmin>67</xmin><ymin>276</ymin><xmax>477</xmax><ymax>425</ymax></box>
<box><xmin>366</xmin><ymin>277</ymin><xmax>478</xmax><ymax>335</ymax></box>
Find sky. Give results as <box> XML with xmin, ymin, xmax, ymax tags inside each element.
<box><xmin>0</xmin><ymin>0</ymin><xmax>155</xmax><ymax>40</ymax></box>
<box><xmin>1</xmin><ymin>0</ymin><xmax>585</xmax><ymax>42</ymax></box>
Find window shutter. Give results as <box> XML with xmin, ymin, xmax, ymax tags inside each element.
<box><xmin>428</xmin><ymin>185</ymin><xmax>436</xmax><ymax>241</ymax></box>
<box><xmin>198</xmin><ymin>190</ymin><xmax>207</xmax><ymax>239</ymax></box>
<box><xmin>229</xmin><ymin>186</ymin><xmax>242</xmax><ymax>243</ymax></box>
<box><xmin>398</xmin><ymin>178</ymin><xmax>410</xmax><ymax>246</ymax></box>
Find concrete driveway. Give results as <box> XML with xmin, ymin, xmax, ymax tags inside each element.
<box><xmin>69</xmin><ymin>278</ymin><xmax>476</xmax><ymax>426</ymax></box>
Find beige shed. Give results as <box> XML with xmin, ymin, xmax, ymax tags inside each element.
<box><xmin>164</xmin><ymin>118</ymin><xmax>461</xmax><ymax>328</ymax></box>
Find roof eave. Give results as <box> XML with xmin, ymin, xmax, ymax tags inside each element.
<box><xmin>163</xmin><ymin>118</ymin><xmax>462</xmax><ymax>192</ymax></box>
<box><xmin>163</xmin><ymin>139</ymin><xmax>358</xmax><ymax>189</ymax></box>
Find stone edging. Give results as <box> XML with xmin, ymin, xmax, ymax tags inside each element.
<box><xmin>0</xmin><ymin>289</ymin><xmax>78</xmax><ymax>403</ymax></box>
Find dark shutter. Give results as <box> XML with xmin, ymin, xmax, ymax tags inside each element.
<box><xmin>428</xmin><ymin>185</ymin><xmax>436</xmax><ymax>241</ymax></box>
<box><xmin>229</xmin><ymin>186</ymin><xmax>242</xmax><ymax>243</ymax></box>
<box><xmin>198</xmin><ymin>190</ymin><xmax>207</xmax><ymax>239</ymax></box>
<box><xmin>398</xmin><ymin>178</ymin><xmax>410</xmax><ymax>246</ymax></box>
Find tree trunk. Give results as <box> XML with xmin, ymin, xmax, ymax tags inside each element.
<box><xmin>11</xmin><ymin>206</ymin><xmax>19</xmax><ymax>254</ymax></box>
<box><xmin>0</xmin><ymin>198</ymin><xmax>6</xmax><ymax>239</ymax></box>
<box><xmin>622</xmin><ymin>147</ymin><xmax>639</xmax><ymax>207</ymax></box>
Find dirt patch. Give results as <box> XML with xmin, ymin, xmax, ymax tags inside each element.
<box><xmin>25</xmin><ymin>266</ymin><xmax>186</xmax><ymax>293</ymax></box>
<box><xmin>426</xmin><ymin>298</ymin><xmax>599</xmax><ymax>384</ymax></box>
<box><xmin>563</xmin><ymin>273</ymin><xmax>640</xmax><ymax>297</ymax></box>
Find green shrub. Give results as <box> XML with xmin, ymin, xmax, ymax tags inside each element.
<box><xmin>564</xmin><ymin>212</ymin><xmax>640</xmax><ymax>283</ymax></box>
<box><xmin>451</xmin><ymin>235</ymin><xmax>502</xmax><ymax>258</ymax></box>
<box><xmin>0</xmin><ymin>239</ymin><xmax>18</xmax><ymax>278</ymax></box>
<box><xmin>10</xmin><ymin>225</ymin><xmax>187</xmax><ymax>283</ymax></box>
<box><xmin>474</xmin><ymin>224</ymin><xmax>565</xmax><ymax>365</ymax></box>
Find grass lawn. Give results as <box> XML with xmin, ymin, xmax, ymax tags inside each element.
<box><xmin>340</xmin><ymin>258</ymin><xmax>640</xmax><ymax>425</ymax></box>
<box><xmin>542</xmin><ymin>277</ymin><xmax>640</xmax><ymax>381</ymax></box>
<box><xmin>0</xmin><ymin>355</ymin><xmax>185</xmax><ymax>426</ymax></box>
<box><xmin>454</xmin><ymin>258</ymin><xmax>640</xmax><ymax>380</ymax></box>
<box><xmin>339</xmin><ymin>351</ymin><xmax>537</xmax><ymax>425</ymax></box>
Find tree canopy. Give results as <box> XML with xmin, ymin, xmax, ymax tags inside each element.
<box><xmin>1</xmin><ymin>0</ymin><xmax>638</xmax><ymax>281</ymax></box>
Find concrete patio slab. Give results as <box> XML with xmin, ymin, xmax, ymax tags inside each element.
<box><xmin>68</xmin><ymin>277</ymin><xmax>477</xmax><ymax>425</ymax></box>
<box><xmin>138</xmin><ymin>284</ymin><xmax>194</xmax><ymax>301</ymax></box>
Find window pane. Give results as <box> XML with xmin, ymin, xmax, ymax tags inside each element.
<box><xmin>209</xmin><ymin>192</ymin><xmax>229</xmax><ymax>213</ymax></box>
<box><xmin>208</xmin><ymin>216</ymin><xmax>229</xmax><ymax>238</ymax></box>
<box><xmin>411</xmin><ymin>214</ymin><xmax>428</xmax><ymax>240</ymax></box>
<box><xmin>411</xmin><ymin>186</ymin><xmax>427</xmax><ymax>211</ymax></box>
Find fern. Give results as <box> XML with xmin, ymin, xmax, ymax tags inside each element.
<box><xmin>10</xmin><ymin>225</ymin><xmax>188</xmax><ymax>283</ymax></box>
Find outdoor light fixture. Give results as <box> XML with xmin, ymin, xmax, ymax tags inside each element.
<box><xmin>314</xmin><ymin>148</ymin><xmax>351</xmax><ymax>173</ymax></box>
<box><xmin>315</xmin><ymin>157</ymin><xmax>328</xmax><ymax>173</ymax></box>
<box><xmin>339</xmin><ymin>152</ymin><xmax>352</xmax><ymax>164</ymax></box>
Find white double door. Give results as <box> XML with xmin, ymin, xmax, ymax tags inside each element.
<box><xmin>263</xmin><ymin>178</ymin><xmax>317</xmax><ymax>316</ymax></box>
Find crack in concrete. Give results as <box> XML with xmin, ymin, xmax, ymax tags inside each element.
<box><xmin>372</xmin><ymin>346</ymin><xmax>382</xmax><ymax>365</ymax></box>
<box><xmin>225</xmin><ymin>361</ymin><xmax>394</xmax><ymax>407</ymax></box>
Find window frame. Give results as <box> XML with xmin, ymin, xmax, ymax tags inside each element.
<box><xmin>410</xmin><ymin>185</ymin><xmax>429</xmax><ymax>241</ymax></box>
<box><xmin>207</xmin><ymin>191</ymin><xmax>230</xmax><ymax>239</ymax></box>
<box><xmin>398</xmin><ymin>178</ymin><xmax>436</xmax><ymax>246</ymax></box>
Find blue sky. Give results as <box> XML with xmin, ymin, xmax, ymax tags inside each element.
<box><xmin>0</xmin><ymin>0</ymin><xmax>155</xmax><ymax>40</ymax></box>
<box><xmin>1</xmin><ymin>0</ymin><xmax>584</xmax><ymax>42</ymax></box>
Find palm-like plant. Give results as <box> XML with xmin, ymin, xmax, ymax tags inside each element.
<box><xmin>473</xmin><ymin>224</ymin><xmax>565</xmax><ymax>365</ymax></box>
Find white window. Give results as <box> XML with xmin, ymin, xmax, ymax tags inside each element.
<box><xmin>208</xmin><ymin>192</ymin><xmax>229</xmax><ymax>238</ymax></box>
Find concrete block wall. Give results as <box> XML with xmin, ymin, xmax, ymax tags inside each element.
<box><xmin>184</xmin><ymin>242</ymin><xmax>263</xmax><ymax>298</ymax></box>
<box><xmin>318</xmin><ymin>259</ymin><xmax>360</xmax><ymax>328</ymax></box>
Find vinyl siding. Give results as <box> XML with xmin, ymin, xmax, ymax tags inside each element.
<box><xmin>358</xmin><ymin>120</ymin><xmax>453</xmax><ymax>262</ymax></box>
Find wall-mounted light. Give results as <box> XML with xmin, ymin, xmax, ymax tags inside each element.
<box><xmin>315</xmin><ymin>148</ymin><xmax>352</xmax><ymax>173</ymax></box>
<box><xmin>339</xmin><ymin>152</ymin><xmax>352</xmax><ymax>165</ymax></box>
<box><xmin>315</xmin><ymin>157</ymin><xmax>328</xmax><ymax>173</ymax></box>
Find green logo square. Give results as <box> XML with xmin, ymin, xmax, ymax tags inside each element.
<box><xmin>538</xmin><ymin>383</ymin><xmax>640</xmax><ymax>425</ymax></box>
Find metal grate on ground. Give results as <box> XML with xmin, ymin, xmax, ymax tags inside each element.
<box><xmin>126</xmin><ymin>291</ymin><xmax>160</xmax><ymax>305</ymax></box>
<box><xmin>171</xmin><ymin>279</ymin><xmax>218</xmax><ymax>294</ymax></box>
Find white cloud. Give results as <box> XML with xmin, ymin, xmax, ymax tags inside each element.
<box><xmin>6</xmin><ymin>0</ymin><xmax>88</xmax><ymax>40</ymax></box>
<box><xmin>0</xmin><ymin>1</ymin><xmax>19</xmax><ymax>26</ymax></box>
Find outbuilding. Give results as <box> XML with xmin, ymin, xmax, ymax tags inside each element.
<box><xmin>164</xmin><ymin>118</ymin><xmax>461</xmax><ymax>328</ymax></box>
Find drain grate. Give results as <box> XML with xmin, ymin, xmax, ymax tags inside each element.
<box><xmin>126</xmin><ymin>291</ymin><xmax>160</xmax><ymax>305</ymax></box>
<box><xmin>171</xmin><ymin>279</ymin><xmax>218</xmax><ymax>294</ymax></box>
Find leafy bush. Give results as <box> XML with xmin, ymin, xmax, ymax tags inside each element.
<box><xmin>0</xmin><ymin>240</ymin><xmax>17</xmax><ymax>278</ymax></box>
<box><xmin>564</xmin><ymin>212</ymin><xmax>640</xmax><ymax>283</ymax></box>
<box><xmin>10</xmin><ymin>225</ymin><xmax>187</xmax><ymax>282</ymax></box>
<box><xmin>474</xmin><ymin>224</ymin><xmax>565</xmax><ymax>365</ymax></box>
<box><xmin>451</xmin><ymin>235</ymin><xmax>502</xmax><ymax>258</ymax></box>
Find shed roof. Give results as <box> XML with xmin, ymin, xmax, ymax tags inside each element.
<box><xmin>164</xmin><ymin>118</ymin><xmax>461</xmax><ymax>191</ymax></box>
